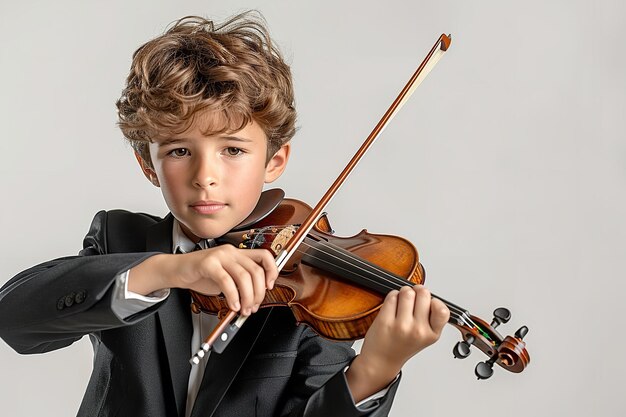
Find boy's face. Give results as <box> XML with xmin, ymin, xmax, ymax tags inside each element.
<box><xmin>140</xmin><ymin>112</ymin><xmax>290</xmax><ymax>241</ymax></box>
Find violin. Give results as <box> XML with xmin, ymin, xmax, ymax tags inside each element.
<box><xmin>190</xmin><ymin>192</ymin><xmax>530</xmax><ymax>379</ymax></box>
<box><xmin>188</xmin><ymin>34</ymin><xmax>530</xmax><ymax>380</ymax></box>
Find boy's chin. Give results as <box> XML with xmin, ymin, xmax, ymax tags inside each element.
<box><xmin>180</xmin><ymin>220</ymin><xmax>234</xmax><ymax>241</ymax></box>
<box><xmin>192</xmin><ymin>226</ymin><xmax>231</xmax><ymax>240</ymax></box>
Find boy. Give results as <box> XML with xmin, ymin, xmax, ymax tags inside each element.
<box><xmin>0</xmin><ymin>12</ymin><xmax>449</xmax><ymax>417</ymax></box>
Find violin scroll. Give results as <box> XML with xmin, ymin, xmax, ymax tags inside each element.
<box><xmin>451</xmin><ymin>307</ymin><xmax>530</xmax><ymax>379</ymax></box>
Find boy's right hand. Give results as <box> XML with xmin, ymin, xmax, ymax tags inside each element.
<box><xmin>128</xmin><ymin>246</ymin><xmax>278</xmax><ymax>316</ymax></box>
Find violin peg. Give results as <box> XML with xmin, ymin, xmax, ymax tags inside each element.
<box><xmin>453</xmin><ymin>341</ymin><xmax>471</xmax><ymax>359</ymax></box>
<box><xmin>490</xmin><ymin>307</ymin><xmax>511</xmax><ymax>329</ymax></box>
<box><xmin>514</xmin><ymin>325</ymin><xmax>529</xmax><ymax>340</ymax></box>
<box><xmin>475</xmin><ymin>361</ymin><xmax>494</xmax><ymax>380</ymax></box>
<box><xmin>453</xmin><ymin>335</ymin><xmax>474</xmax><ymax>359</ymax></box>
<box><xmin>475</xmin><ymin>351</ymin><xmax>499</xmax><ymax>380</ymax></box>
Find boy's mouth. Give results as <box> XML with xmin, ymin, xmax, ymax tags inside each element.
<box><xmin>190</xmin><ymin>200</ymin><xmax>226</xmax><ymax>214</ymax></box>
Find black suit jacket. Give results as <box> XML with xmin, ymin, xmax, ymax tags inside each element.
<box><xmin>0</xmin><ymin>210</ymin><xmax>399</xmax><ymax>417</ymax></box>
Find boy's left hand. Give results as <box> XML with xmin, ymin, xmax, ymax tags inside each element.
<box><xmin>346</xmin><ymin>285</ymin><xmax>449</xmax><ymax>402</ymax></box>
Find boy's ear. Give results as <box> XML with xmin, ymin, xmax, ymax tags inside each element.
<box><xmin>134</xmin><ymin>151</ymin><xmax>160</xmax><ymax>187</ymax></box>
<box><xmin>264</xmin><ymin>143</ymin><xmax>291</xmax><ymax>183</ymax></box>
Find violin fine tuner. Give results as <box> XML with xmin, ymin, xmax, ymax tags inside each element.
<box><xmin>452</xmin><ymin>307</ymin><xmax>530</xmax><ymax>379</ymax></box>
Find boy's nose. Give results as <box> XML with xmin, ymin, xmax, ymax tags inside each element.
<box><xmin>193</xmin><ymin>158</ymin><xmax>219</xmax><ymax>188</ymax></box>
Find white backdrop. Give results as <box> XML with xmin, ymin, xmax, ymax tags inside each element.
<box><xmin>1</xmin><ymin>1</ymin><xmax>624</xmax><ymax>416</ymax></box>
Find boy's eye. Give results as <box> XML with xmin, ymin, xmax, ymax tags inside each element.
<box><xmin>226</xmin><ymin>147</ymin><xmax>243</xmax><ymax>156</ymax></box>
<box><xmin>169</xmin><ymin>148</ymin><xmax>189</xmax><ymax>157</ymax></box>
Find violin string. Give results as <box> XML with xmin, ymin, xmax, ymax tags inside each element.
<box><xmin>251</xmin><ymin>231</ymin><xmax>408</xmax><ymax>288</ymax></box>
<box><xmin>250</xmin><ymin>230</ymin><xmax>471</xmax><ymax>323</ymax></box>
<box><xmin>291</xmin><ymin>241</ymin><xmax>471</xmax><ymax>326</ymax></box>
<box><xmin>298</xmin><ymin>242</ymin><xmax>475</xmax><ymax>327</ymax></box>
<box><xmin>248</xmin><ymin>231</ymin><xmax>475</xmax><ymax>328</ymax></box>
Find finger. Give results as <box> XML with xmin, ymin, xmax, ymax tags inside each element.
<box><xmin>237</xmin><ymin>255</ymin><xmax>267</xmax><ymax>311</ymax></box>
<box><xmin>429</xmin><ymin>298</ymin><xmax>450</xmax><ymax>333</ymax></box>
<box><xmin>412</xmin><ymin>285</ymin><xmax>432</xmax><ymax>321</ymax></box>
<box><xmin>232</xmin><ymin>249</ymin><xmax>266</xmax><ymax>312</ymax></box>
<box><xmin>247</xmin><ymin>249</ymin><xmax>278</xmax><ymax>290</ymax></box>
<box><xmin>214</xmin><ymin>269</ymin><xmax>240</xmax><ymax>312</ymax></box>
<box><xmin>378</xmin><ymin>290</ymin><xmax>399</xmax><ymax>321</ymax></box>
<box><xmin>224</xmin><ymin>263</ymin><xmax>255</xmax><ymax>315</ymax></box>
<box><xmin>397</xmin><ymin>286</ymin><xmax>416</xmax><ymax>320</ymax></box>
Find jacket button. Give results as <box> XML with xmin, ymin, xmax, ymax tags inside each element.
<box><xmin>75</xmin><ymin>290</ymin><xmax>87</xmax><ymax>304</ymax></box>
<box><xmin>56</xmin><ymin>297</ymin><xmax>65</xmax><ymax>310</ymax></box>
<box><xmin>64</xmin><ymin>292</ymin><xmax>76</xmax><ymax>307</ymax></box>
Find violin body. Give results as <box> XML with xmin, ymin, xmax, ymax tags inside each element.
<box><xmin>191</xmin><ymin>198</ymin><xmax>424</xmax><ymax>341</ymax></box>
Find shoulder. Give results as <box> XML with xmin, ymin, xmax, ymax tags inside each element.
<box><xmin>81</xmin><ymin>209</ymin><xmax>166</xmax><ymax>255</ymax></box>
<box><xmin>102</xmin><ymin>209</ymin><xmax>163</xmax><ymax>230</ymax></box>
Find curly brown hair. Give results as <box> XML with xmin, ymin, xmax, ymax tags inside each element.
<box><xmin>116</xmin><ymin>11</ymin><xmax>296</xmax><ymax>166</ymax></box>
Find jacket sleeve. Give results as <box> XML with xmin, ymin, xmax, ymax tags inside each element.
<box><xmin>281</xmin><ymin>327</ymin><xmax>401</xmax><ymax>417</ymax></box>
<box><xmin>0</xmin><ymin>210</ymin><xmax>161</xmax><ymax>354</ymax></box>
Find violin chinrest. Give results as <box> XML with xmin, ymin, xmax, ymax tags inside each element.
<box><xmin>232</xmin><ymin>188</ymin><xmax>285</xmax><ymax>231</ymax></box>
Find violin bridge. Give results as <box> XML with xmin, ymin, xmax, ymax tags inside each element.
<box><xmin>270</xmin><ymin>225</ymin><xmax>297</xmax><ymax>255</ymax></box>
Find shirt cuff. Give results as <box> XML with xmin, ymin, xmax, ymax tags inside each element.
<box><xmin>110</xmin><ymin>269</ymin><xmax>170</xmax><ymax>320</ymax></box>
<box><xmin>343</xmin><ymin>365</ymin><xmax>400</xmax><ymax>409</ymax></box>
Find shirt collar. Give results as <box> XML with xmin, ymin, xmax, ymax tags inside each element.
<box><xmin>172</xmin><ymin>219</ymin><xmax>213</xmax><ymax>254</ymax></box>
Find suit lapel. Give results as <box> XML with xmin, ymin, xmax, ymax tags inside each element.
<box><xmin>147</xmin><ymin>214</ymin><xmax>193</xmax><ymax>417</ymax></box>
<box><xmin>190</xmin><ymin>308</ymin><xmax>273</xmax><ymax>417</ymax></box>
